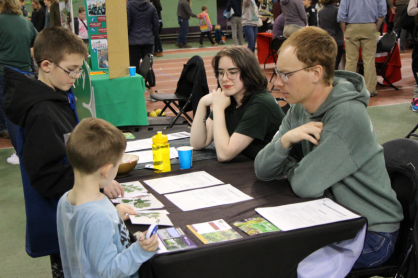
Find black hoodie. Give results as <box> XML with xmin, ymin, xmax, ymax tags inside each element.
<box><xmin>3</xmin><ymin>67</ymin><xmax>77</xmax><ymax>199</ymax></box>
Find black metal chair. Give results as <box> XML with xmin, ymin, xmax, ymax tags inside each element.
<box><xmin>406</xmin><ymin>122</ymin><xmax>418</xmax><ymax>139</ymax></box>
<box><xmin>150</xmin><ymin>56</ymin><xmax>209</xmax><ymax>128</ymax></box>
<box><xmin>264</xmin><ymin>36</ymin><xmax>286</xmax><ymax>69</ymax></box>
<box><xmin>357</xmin><ymin>32</ymin><xmax>399</xmax><ymax>91</ymax></box>
<box><xmin>346</xmin><ymin>138</ymin><xmax>418</xmax><ymax>278</ymax></box>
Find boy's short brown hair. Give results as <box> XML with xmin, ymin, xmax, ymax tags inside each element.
<box><xmin>278</xmin><ymin>27</ymin><xmax>337</xmax><ymax>86</ymax></box>
<box><xmin>78</xmin><ymin>6</ymin><xmax>85</xmax><ymax>13</ymax></box>
<box><xmin>0</xmin><ymin>0</ymin><xmax>22</xmax><ymax>14</ymax></box>
<box><xmin>66</xmin><ymin>118</ymin><xmax>126</xmax><ymax>175</ymax></box>
<box><xmin>34</xmin><ymin>27</ymin><xmax>88</xmax><ymax>65</ymax></box>
<box><xmin>202</xmin><ymin>5</ymin><xmax>207</xmax><ymax>11</ymax></box>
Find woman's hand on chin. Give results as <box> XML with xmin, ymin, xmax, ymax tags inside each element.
<box><xmin>212</xmin><ymin>88</ymin><xmax>231</xmax><ymax>110</ymax></box>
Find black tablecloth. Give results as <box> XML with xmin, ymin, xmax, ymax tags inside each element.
<box><xmin>118</xmin><ymin>159</ymin><xmax>366</xmax><ymax>278</ymax></box>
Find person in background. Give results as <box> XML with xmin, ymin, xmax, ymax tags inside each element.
<box><xmin>98</xmin><ymin>49</ymin><xmax>108</xmax><ymax>68</ymax></box>
<box><xmin>176</xmin><ymin>0</ymin><xmax>199</xmax><ymax>48</ymax></box>
<box><xmin>74</xmin><ymin>6</ymin><xmax>88</xmax><ymax>45</ymax></box>
<box><xmin>281</xmin><ymin>0</ymin><xmax>307</xmax><ymax>38</ymax></box>
<box><xmin>407</xmin><ymin>0</ymin><xmax>418</xmax><ymax>112</ymax></box>
<box><xmin>318</xmin><ymin>0</ymin><xmax>344</xmax><ymax>69</ymax></box>
<box><xmin>255</xmin><ymin>27</ymin><xmax>403</xmax><ymax>271</ymax></box>
<box><xmin>388</xmin><ymin>0</ymin><xmax>411</xmax><ymax>52</ymax></box>
<box><xmin>44</xmin><ymin>0</ymin><xmax>51</xmax><ymax>28</ymax></box>
<box><xmin>227</xmin><ymin>0</ymin><xmax>244</xmax><ymax>46</ymax></box>
<box><xmin>127</xmin><ymin>0</ymin><xmax>159</xmax><ymax>99</ymax></box>
<box><xmin>273</xmin><ymin>12</ymin><xmax>285</xmax><ymax>38</ymax></box>
<box><xmin>190</xmin><ymin>46</ymin><xmax>285</xmax><ymax>162</ymax></box>
<box><xmin>338</xmin><ymin>0</ymin><xmax>386</xmax><ymax>97</ymax></box>
<box><xmin>30</xmin><ymin>0</ymin><xmax>45</xmax><ymax>32</ymax></box>
<box><xmin>0</xmin><ymin>0</ymin><xmax>38</xmax><ymax>164</ymax></box>
<box><xmin>19</xmin><ymin>0</ymin><xmax>27</xmax><ymax>17</ymax></box>
<box><xmin>303</xmin><ymin>0</ymin><xmax>318</xmax><ymax>26</ymax></box>
<box><xmin>57</xmin><ymin>118</ymin><xmax>158</xmax><ymax>278</ymax></box>
<box><xmin>151</xmin><ymin>0</ymin><xmax>163</xmax><ymax>57</ymax></box>
<box><xmin>242</xmin><ymin>0</ymin><xmax>259</xmax><ymax>52</ymax></box>
<box><xmin>215</xmin><ymin>24</ymin><xmax>226</xmax><ymax>44</ymax></box>
<box><xmin>198</xmin><ymin>5</ymin><xmax>216</xmax><ymax>48</ymax></box>
<box><xmin>49</xmin><ymin>0</ymin><xmax>60</xmax><ymax>27</ymax></box>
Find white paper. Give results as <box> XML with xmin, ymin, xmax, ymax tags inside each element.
<box><xmin>118</xmin><ymin>181</ymin><xmax>148</xmax><ymax>198</ymax></box>
<box><xmin>115</xmin><ymin>194</ymin><xmax>164</xmax><ymax>211</ymax></box>
<box><xmin>144</xmin><ymin>171</ymin><xmax>224</xmax><ymax>194</ymax></box>
<box><xmin>256</xmin><ymin>198</ymin><xmax>360</xmax><ymax>232</ymax></box>
<box><xmin>128</xmin><ymin>147</ymin><xmax>178</xmax><ymax>164</ymax></box>
<box><xmin>165</xmin><ymin>184</ymin><xmax>253</xmax><ymax>211</ymax></box>
<box><xmin>129</xmin><ymin>212</ymin><xmax>173</xmax><ymax>226</ymax></box>
<box><xmin>125</xmin><ymin>132</ymin><xmax>190</xmax><ymax>152</ymax></box>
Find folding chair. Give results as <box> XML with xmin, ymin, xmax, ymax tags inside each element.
<box><xmin>139</xmin><ymin>53</ymin><xmax>155</xmax><ymax>90</ymax></box>
<box><xmin>357</xmin><ymin>32</ymin><xmax>399</xmax><ymax>91</ymax></box>
<box><xmin>150</xmin><ymin>56</ymin><xmax>209</xmax><ymax>128</ymax></box>
<box><xmin>406</xmin><ymin>122</ymin><xmax>418</xmax><ymax>139</ymax></box>
<box><xmin>264</xmin><ymin>36</ymin><xmax>286</xmax><ymax>69</ymax></box>
<box><xmin>346</xmin><ymin>138</ymin><xmax>418</xmax><ymax>278</ymax></box>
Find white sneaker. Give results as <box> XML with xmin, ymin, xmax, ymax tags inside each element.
<box><xmin>7</xmin><ymin>153</ymin><xmax>20</xmax><ymax>165</ymax></box>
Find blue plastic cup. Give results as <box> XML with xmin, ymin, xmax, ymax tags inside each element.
<box><xmin>129</xmin><ymin>66</ymin><xmax>136</xmax><ymax>77</ymax></box>
<box><xmin>177</xmin><ymin>146</ymin><xmax>193</xmax><ymax>169</ymax></box>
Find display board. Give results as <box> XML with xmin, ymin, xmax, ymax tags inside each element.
<box><xmin>73</xmin><ymin>60</ymin><xmax>96</xmax><ymax>120</ymax></box>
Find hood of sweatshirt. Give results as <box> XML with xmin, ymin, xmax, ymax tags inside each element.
<box><xmin>3</xmin><ymin>66</ymin><xmax>70</xmax><ymax>127</ymax></box>
<box><xmin>130</xmin><ymin>0</ymin><xmax>151</xmax><ymax>12</ymax></box>
<box><xmin>310</xmin><ymin>70</ymin><xmax>369</xmax><ymax>120</ymax></box>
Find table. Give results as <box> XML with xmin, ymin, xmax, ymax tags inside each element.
<box><xmin>91</xmin><ymin>73</ymin><xmax>149</xmax><ymax>127</ymax></box>
<box><xmin>257</xmin><ymin>32</ymin><xmax>276</xmax><ymax>66</ymax></box>
<box><xmin>117</xmin><ymin>130</ymin><xmax>367</xmax><ymax>278</ymax></box>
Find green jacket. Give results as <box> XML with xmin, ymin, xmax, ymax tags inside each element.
<box><xmin>255</xmin><ymin>71</ymin><xmax>403</xmax><ymax>233</ymax></box>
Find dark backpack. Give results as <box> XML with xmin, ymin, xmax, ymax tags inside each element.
<box><xmin>400</xmin><ymin>8</ymin><xmax>416</xmax><ymax>33</ymax></box>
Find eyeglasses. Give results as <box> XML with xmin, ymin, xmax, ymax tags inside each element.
<box><xmin>38</xmin><ymin>59</ymin><xmax>83</xmax><ymax>78</ymax></box>
<box><xmin>216</xmin><ymin>69</ymin><xmax>240</xmax><ymax>81</ymax></box>
<box><xmin>271</xmin><ymin>66</ymin><xmax>315</xmax><ymax>83</ymax></box>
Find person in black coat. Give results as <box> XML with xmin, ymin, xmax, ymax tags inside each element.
<box><xmin>31</xmin><ymin>0</ymin><xmax>45</xmax><ymax>31</ymax></box>
<box><xmin>127</xmin><ymin>0</ymin><xmax>159</xmax><ymax>98</ymax></box>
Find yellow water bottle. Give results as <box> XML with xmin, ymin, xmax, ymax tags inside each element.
<box><xmin>152</xmin><ymin>131</ymin><xmax>171</xmax><ymax>173</ymax></box>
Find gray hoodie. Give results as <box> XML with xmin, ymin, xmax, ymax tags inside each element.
<box><xmin>281</xmin><ymin>0</ymin><xmax>307</xmax><ymax>27</ymax></box>
<box><xmin>255</xmin><ymin>70</ymin><xmax>403</xmax><ymax>233</ymax></box>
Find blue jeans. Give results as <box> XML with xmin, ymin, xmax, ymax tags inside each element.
<box><xmin>353</xmin><ymin>230</ymin><xmax>399</xmax><ymax>269</ymax></box>
<box><xmin>243</xmin><ymin>25</ymin><xmax>258</xmax><ymax>52</ymax></box>
<box><xmin>0</xmin><ymin>74</ymin><xmax>18</xmax><ymax>150</ymax></box>
<box><xmin>177</xmin><ymin>16</ymin><xmax>189</xmax><ymax>45</ymax></box>
<box><xmin>155</xmin><ymin>32</ymin><xmax>163</xmax><ymax>53</ymax></box>
<box><xmin>0</xmin><ymin>75</ymin><xmax>6</xmax><ymax>133</ymax></box>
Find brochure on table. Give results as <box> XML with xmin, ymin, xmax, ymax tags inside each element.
<box><xmin>84</xmin><ymin>0</ymin><xmax>108</xmax><ymax>72</ymax></box>
<box><xmin>129</xmin><ymin>211</ymin><xmax>173</xmax><ymax>226</ymax></box>
<box><xmin>157</xmin><ymin>227</ymin><xmax>197</xmax><ymax>253</ymax></box>
<box><xmin>256</xmin><ymin>198</ymin><xmax>361</xmax><ymax>231</ymax></box>
<box><xmin>187</xmin><ymin>219</ymin><xmax>242</xmax><ymax>244</ymax></box>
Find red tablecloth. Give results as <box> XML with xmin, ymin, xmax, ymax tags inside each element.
<box><xmin>359</xmin><ymin>41</ymin><xmax>402</xmax><ymax>86</ymax></box>
<box><xmin>257</xmin><ymin>32</ymin><xmax>275</xmax><ymax>65</ymax></box>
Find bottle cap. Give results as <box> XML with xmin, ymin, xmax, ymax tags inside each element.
<box><xmin>152</xmin><ymin>131</ymin><xmax>168</xmax><ymax>144</ymax></box>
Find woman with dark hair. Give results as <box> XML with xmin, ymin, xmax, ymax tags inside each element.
<box><xmin>30</xmin><ymin>0</ymin><xmax>45</xmax><ymax>32</ymax></box>
<box><xmin>190</xmin><ymin>46</ymin><xmax>285</xmax><ymax>161</ymax></box>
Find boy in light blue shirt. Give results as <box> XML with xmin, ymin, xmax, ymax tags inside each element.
<box><xmin>57</xmin><ymin>118</ymin><xmax>158</xmax><ymax>278</ymax></box>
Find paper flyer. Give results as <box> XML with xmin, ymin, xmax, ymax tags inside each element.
<box><xmin>233</xmin><ymin>217</ymin><xmax>280</xmax><ymax>236</ymax></box>
<box><xmin>187</xmin><ymin>219</ymin><xmax>242</xmax><ymax>244</ymax></box>
<box><xmin>157</xmin><ymin>227</ymin><xmax>197</xmax><ymax>253</ymax></box>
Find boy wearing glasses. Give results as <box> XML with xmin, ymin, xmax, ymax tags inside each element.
<box><xmin>255</xmin><ymin>27</ymin><xmax>403</xmax><ymax>270</ymax></box>
<box><xmin>3</xmin><ymin>27</ymin><xmax>126</xmax><ymax>278</ymax></box>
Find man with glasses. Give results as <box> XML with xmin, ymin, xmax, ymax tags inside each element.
<box><xmin>255</xmin><ymin>27</ymin><xmax>403</xmax><ymax>273</ymax></box>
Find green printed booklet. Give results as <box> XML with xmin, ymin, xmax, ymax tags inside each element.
<box><xmin>157</xmin><ymin>227</ymin><xmax>197</xmax><ymax>253</ymax></box>
<box><xmin>187</xmin><ymin>219</ymin><xmax>242</xmax><ymax>244</ymax></box>
<box><xmin>123</xmin><ymin>132</ymin><xmax>136</xmax><ymax>139</ymax></box>
<box><xmin>233</xmin><ymin>217</ymin><xmax>281</xmax><ymax>236</ymax></box>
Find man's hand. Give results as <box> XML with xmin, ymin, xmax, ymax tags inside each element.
<box><xmin>212</xmin><ymin>88</ymin><xmax>231</xmax><ymax>110</ymax></box>
<box><xmin>280</xmin><ymin>122</ymin><xmax>323</xmax><ymax>149</ymax></box>
<box><xmin>391</xmin><ymin>7</ymin><xmax>396</xmax><ymax>14</ymax></box>
<box><xmin>103</xmin><ymin>180</ymin><xmax>124</xmax><ymax>199</ymax></box>
<box><xmin>138</xmin><ymin>234</ymin><xmax>159</xmax><ymax>252</ymax></box>
<box><xmin>115</xmin><ymin>203</ymin><xmax>136</xmax><ymax>221</ymax></box>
